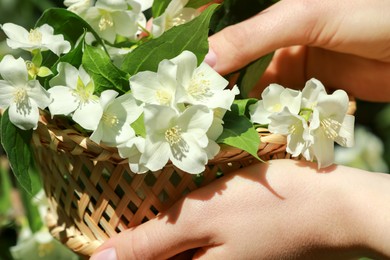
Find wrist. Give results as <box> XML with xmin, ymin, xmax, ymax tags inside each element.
<box><xmin>338</xmin><ymin>167</ymin><xmax>390</xmax><ymax>258</ymax></box>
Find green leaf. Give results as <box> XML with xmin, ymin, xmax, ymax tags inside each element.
<box><xmin>35</xmin><ymin>8</ymin><xmax>105</xmax><ymax>68</ymax></box>
<box><xmin>186</xmin><ymin>0</ymin><xmax>213</xmax><ymax>9</ymax></box>
<box><xmin>56</xmin><ymin>35</ymin><xmax>85</xmax><ymax>68</ymax></box>
<box><xmin>152</xmin><ymin>0</ymin><xmax>171</xmax><ymax>17</ymax></box>
<box><xmin>217</xmin><ymin>105</ymin><xmax>261</xmax><ymax>160</ymax></box>
<box><xmin>0</xmin><ymin>165</ymin><xmax>12</xmax><ymax>215</ymax></box>
<box><xmin>17</xmin><ymin>166</ymin><xmax>43</xmax><ymax>233</ymax></box>
<box><xmin>238</xmin><ymin>52</ymin><xmax>274</xmax><ymax>98</ymax></box>
<box><xmin>131</xmin><ymin>113</ymin><xmax>146</xmax><ymax>138</ymax></box>
<box><xmin>1</xmin><ymin>110</ymin><xmax>33</xmax><ymax>193</ymax></box>
<box><xmin>121</xmin><ymin>4</ymin><xmax>219</xmax><ymax>75</ymax></box>
<box><xmin>233</xmin><ymin>98</ymin><xmax>258</xmax><ymax>117</ymax></box>
<box><xmin>82</xmin><ymin>44</ymin><xmax>129</xmax><ymax>95</ymax></box>
<box><xmin>35</xmin><ymin>8</ymin><xmax>102</xmax><ymax>46</ymax></box>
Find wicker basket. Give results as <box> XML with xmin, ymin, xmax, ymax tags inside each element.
<box><xmin>31</xmin><ymin>100</ymin><xmax>356</xmax><ymax>257</ymax></box>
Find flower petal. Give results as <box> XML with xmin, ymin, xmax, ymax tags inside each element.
<box><xmin>49</xmin><ymin>62</ymin><xmax>80</xmax><ymax>89</ymax></box>
<box><xmin>302</xmin><ymin>78</ymin><xmax>326</xmax><ymax>108</ymax></box>
<box><xmin>48</xmin><ymin>86</ymin><xmax>79</xmax><ymax>115</ymax></box>
<box><xmin>317</xmin><ymin>89</ymin><xmax>349</xmax><ymax>121</ymax></box>
<box><xmin>261</xmin><ymin>84</ymin><xmax>284</xmax><ymax>110</ymax></box>
<box><xmin>142</xmin><ymin>139</ymin><xmax>170</xmax><ymax>172</ymax></box>
<box><xmin>8</xmin><ymin>101</ymin><xmax>39</xmax><ymax>130</ymax></box>
<box><xmin>0</xmin><ymin>81</ymin><xmax>15</xmax><ymax>108</ymax></box>
<box><xmin>311</xmin><ymin>128</ymin><xmax>335</xmax><ymax>168</ymax></box>
<box><xmin>26</xmin><ymin>81</ymin><xmax>51</xmax><ymax>109</ymax></box>
<box><xmin>178</xmin><ymin>105</ymin><xmax>212</xmax><ymax>147</ymax></box>
<box><xmin>249</xmin><ymin>100</ymin><xmax>272</xmax><ymax>125</ymax></box>
<box><xmin>72</xmin><ymin>100</ymin><xmax>103</xmax><ymax>130</ymax></box>
<box><xmin>170</xmin><ymin>135</ymin><xmax>208</xmax><ymax>174</ymax></box>
<box><xmin>0</xmin><ymin>55</ymin><xmax>28</xmax><ymax>87</ymax></box>
<box><xmin>170</xmin><ymin>50</ymin><xmax>197</xmax><ymax>86</ymax></box>
<box><xmin>335</xmin><ymin>114</ymin><xmax>355</xmax><ymax>148</ymax></box>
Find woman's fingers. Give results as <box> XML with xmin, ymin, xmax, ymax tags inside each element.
<box><xmin>206</xmin><ymin>0</ymin><xmax>390</xmax><ymax>75</ymax></box>
<box><xmin>90</xmin><ymin>199</ymin><xmax>213</xmax><ymax>260</ymax></box>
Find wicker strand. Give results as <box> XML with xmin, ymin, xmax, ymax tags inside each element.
<box><xmin>32</xmin><ymin>100</ymin><xmax>356</xmax><ymax>257</ymax></box>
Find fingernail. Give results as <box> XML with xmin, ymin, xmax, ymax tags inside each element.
<box><xmin>204</xmin><ymin>48</ymin><xmax>217</xmax><ymax>67</ymax></box>
<box><xmin>90</xmin><ymin>248</ymin><xmax>117</xmax><ymax>260</ymax></box>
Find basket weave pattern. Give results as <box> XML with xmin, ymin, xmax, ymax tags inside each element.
<box><xmin>32</xmin><ymin>101</ymin><xmax>356</xmax><ymax>256</ymax></box>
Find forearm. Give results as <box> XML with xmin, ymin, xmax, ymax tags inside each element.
<box><xmin>344</xmin><ymin>167</ymin><xmax>390</xmax><ymax>259</ymax></box>
<box><xmin>266</xmin><ymin>160</ymin><xmax>390</xmax><ymax>259</ymax></box>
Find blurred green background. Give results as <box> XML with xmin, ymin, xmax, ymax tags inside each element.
<box><xmin>0</xmin><ymin>0</ymin><xmax>389</xmax><ymax>259</ymax></box>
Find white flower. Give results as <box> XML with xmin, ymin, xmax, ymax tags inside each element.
<box><xmin>64</xmin><ymin>0</ymin><xmax>93</xmax><ymax>15</ymax></box>
<box><xmin>171</xmin><ymin>50</ymin><xmax>239</xmax><ymax>110</ymax></box>
<box><xmin>90</xmin><ymin>90</ymin><xmax>143</xmax><ymax>146</ymax></box>
<box><xmin>130</xmin><ymin>59</ymin><xmax>180</xmax><ymax>109</ymax></box>
<box><xmin>262</xmin><ymin>78</ymin><xmax>355</xmax><ymax>168</ymax></box>
<box><xmin>207</xmin><ymin>108</ymin><xmax>227</xmax><ymax>141</ymax></box>
<box><xmin>117</xmin><ymin>136</ymin><xmax>149</xmax><ymax>173</ymax></box>
<box><xmin>306</xmin><ymin>89</ymin><xmax>355</xmax><ymax>168</ymax></box>
<box><xmin>268</xmin><ymin>107</ymin><xmax>312</xmax><ymax>157</ymax></box>
<box><xmin>335</xmin><ymin>126</ymin><xmax>388</xmax><ymax>173</ymax></box>
<box><xmin>249</xmin><ymin>83</ymin><xmax>301</xmax><ymax>125</ymax></box>
<box><xmin>301</xmin><ymin>78</ymin><xmax>327</xmax><ymax>109</ymax></box>
<box><xmin>141</xmin><ymin>104</ymin><xmax>215</xmax><ymax>173</ymax></box>
<box><xmin>152</xmin><ymin>0</ymin><xmax>199</xmax><ymax>37</ymax></box>
<box><xmin>10</xmin><ymin>229</ymin><xmax>78</xmax><ymax>260</ymax></box>
<box><xmin>106</xmin><ymin>45</ymin><xmax>133</xmax><ymax>67</ymax></box>
<box><xmin>48</xmin><ymin>62</ymin><xmax>102</xmax><ymax>130</ymax></box>
<box><xmin>0</xmin><ymin>55</ymin><xmax>50</xmax><ymax>130</ymax></box>
<box><xmin>1</xmin><ymin>23</ymin><xmax>71</xmax><ymax>56</ymax></box>
<box><xmin>83</xmin><ymin>0</ymin><xmax>146</xmax><ymax>43</ymax></box>
<box><xmin>132</xmin><ymin>0</ymin><xmax>152</xmax><ymax>11</ymax></box>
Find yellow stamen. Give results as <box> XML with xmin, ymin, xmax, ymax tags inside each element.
<box><xmin>99</xmin><ymin>12</ymin><xmax>114</xmax><ymax>31</ymax></box>
<box><xmin>188</xmin><ymin>72</ymin><xmax>211</xmax><ymax>100</ymax></box>
<box><xmin>321</xmin><ymin>118</ymin><xmax>341</xmax><ymax>139</ymax></box>
<box><xmin>156</xmin><ymin>90</ymin><xmax>172</xmax><ymax>105</ymax></box>
<box><xmin>28</xmin><ymin>29</ymin><xmax>42</xmax><ymax>44</ymax></box>
<box><xmin>102</xmin><ymin>112</ymin><xmax>119</xmax><ymax>127</ymax></box>
<box><xmin>165</xmin><ymin>125</ymin><xmax>182</xmax><ymax>145</ymax></box>
<box><xmin>14</xmin><ymin>88</ymin><xmax>28</xmax><ymax>104</ymax></box>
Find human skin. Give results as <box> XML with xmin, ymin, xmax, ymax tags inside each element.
<box><xmin>206</xmin><ymin>0</ymin><xmax>390</xmax><ymax>102</ymax></box>
<box><xmin>91</xmin><ymin>160</ymin><xmax>390</xmax><ymax>259</ymax></box>
<box><xmin>90</xmin><ymin>0</ymin><xmax>390</xmax><ymax>259</ymax></box>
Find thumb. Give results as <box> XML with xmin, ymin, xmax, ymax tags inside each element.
<box><xmin>90</xmin><ymin>197</ymin><xmax>211</xmax><ymax>260</ymax></box>
<box><xmin>205</xmin><ymin>0</ymin><xmax>319</xmax><ymax>75</ymax></box>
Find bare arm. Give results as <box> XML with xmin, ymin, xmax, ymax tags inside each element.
<box><xmin>91</xmin><ymin>160</ymin><xmax>390</xmax><ymax>259</ymax></box>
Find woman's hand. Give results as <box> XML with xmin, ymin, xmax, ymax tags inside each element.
<box><xmin>205</xmin><ymin>0</ymin><xmax>390</xmax><ymax>101</ymax></box>
<box><xmin>90</xmin><ymin>160</ymin><xmax>390</xmax><ymax>259</ymax></box>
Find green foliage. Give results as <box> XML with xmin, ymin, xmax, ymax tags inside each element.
<box><xmin>1</xmin><ymin>110</ymin><xmax>33</xmax><ymax>193</ymax></box>
<box><xmin>217</xmin><ymin>105</ymin><xmax>261</xmax><ymax>160</ymax></box>
<box><xmin>16</xmin><ymin>167</ymin><xmax>43</xmax><ymax>233</ymax></box>
<box><xmin>35</xmin><ymin>8</ymin><xmax>100</xmax><ymax>46</ymax></box>
<box><xmin>0</xmin><ymin>163</ymin><xmax>12</xmax><ymax>217</ymax></box>
<box><xmin>152</xmin><ymin>0</ymin><xmax>171</xmax><ymax>17</ymax></box>
<box><xmin>35</xmin><ymin>8</ymin><xmax>105</xmax><ymax>69</ymax></box>
<box><xmin>82</xmin><ymin>44</ymin><xmax>129</xmax><ymax>95</ymax></box>
<box><xmin>238</xmin><ymin>52</ymin><xmax>274</xmax><ymax>98</ymax></box>
<box><xmin>186</xmin><ymin>0</ymin><xmax>214</xmax><ymax>8</ymax></box>
<box><xmin>131</xmin><ymin>114</ymin><xmax>146</xmax><ymax>138</ymax></box>
<box><xmin>121</xmin><ymin>4</ymin><xmax>219</xmax><ymax>75</ymax></box>
<box><xmin>209</xmin><ymin>0</ymin><xmax>277</xmax><ymax>98</ymax></box>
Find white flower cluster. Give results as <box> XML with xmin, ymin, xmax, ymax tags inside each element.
<box><xmin>250</xmin><ymin>79</ymin><xmax>355</xmax><ymax>168</ymax></box>
<box><xmin>0</xmin><ymin>19</ymin><xmax>238</xmax><ymax>173</ymax></box>
<box><xmin>0</xmin><ymin>0</ymin><xmax>355</xmax><ymax>174</ymax></box>
<box><xmin>63</xmin><ymin>0</ymin><xmax>198</xmax><ymax>41</ymax></box>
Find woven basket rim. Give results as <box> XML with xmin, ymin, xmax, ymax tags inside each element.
<box><xmin>33</xmin><ymin>98</ymin><xmax>356</xmax><ymax>166</ymax></box>
<box><xmin>31</xmin><ymin>99</ymin><xmax>356</xmax><ymax>257</ymax></box>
